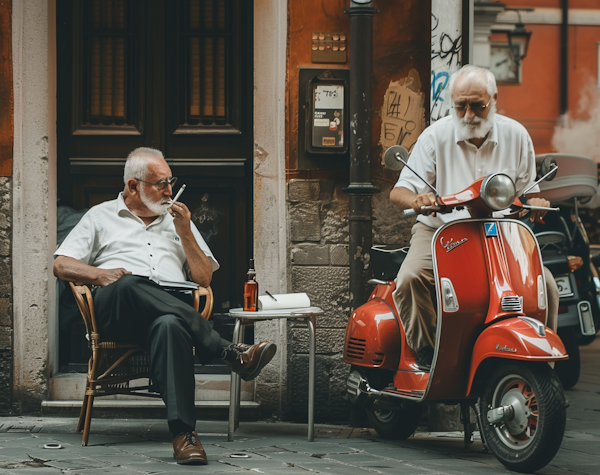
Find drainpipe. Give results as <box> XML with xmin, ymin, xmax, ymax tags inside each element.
<box><xmin>344</xmin><ymin>1</ymin><xmax>379</xmax><ymax>311</ymax></box>
<box><xmin>560</xmin><ymin>0</ymin><xmax>569</xmax><ymax>115</ymax></box>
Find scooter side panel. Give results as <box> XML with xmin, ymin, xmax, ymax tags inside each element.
<box><xmin>343</xmin><ymin>298</ymin><xmax>401</xmax><ymax>370</ymax></box>
<box><xmin>496</xmin><ymin>222</ymin><xmax>547</xmax><ymax>324</ymax></box>
<box><xmin>427</xmin><ymin>221</ymin><xmax>490</xmax><ymax>400</ymax></box>
<box><xmin>466</xmin><ymin>319</ymin><xmax>568</xmax><ymax>396</ymax></box>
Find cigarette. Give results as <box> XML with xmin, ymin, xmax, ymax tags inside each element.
<box><xmin>170</xmin><ymin>184</ymin><xmax>186</xmax><ymax>204</ymax></box>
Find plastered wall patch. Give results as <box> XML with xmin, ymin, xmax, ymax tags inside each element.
<box><xmin>379</xmin><ymin>69</ymin><xmax>426</xmax><ymax>155</ymax></box>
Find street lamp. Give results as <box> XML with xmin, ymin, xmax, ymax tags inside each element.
<box><xmin>505</xmin><ymin>9</ymin><xmax>532</xmax><ymax>66</ymax></box>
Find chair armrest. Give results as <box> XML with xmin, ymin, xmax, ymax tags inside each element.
<box><xmin>69</xmin><ymin>282</ymin><xmax>97</xmax><ymax>336</ymax></box>
<box><xmin>194</xmin><ymin>286</ymin><xmax>214</xmax><ymax>320</ymax></box>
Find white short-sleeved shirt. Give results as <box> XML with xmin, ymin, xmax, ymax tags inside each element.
<box><xmin>394</xmin><ymin>114</ymin><xmax>538</xmax><ymax>228</ymax></box>
<box><xmin>54</xmin><ymin>193</ymin><xmax>219</xmax><ymax>282</ymax></box>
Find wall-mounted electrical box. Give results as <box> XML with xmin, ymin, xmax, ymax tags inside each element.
<box><xmin>298</xmin><ymin>68</ymin><xmax>350</xmax><ymax>170</ymax></box>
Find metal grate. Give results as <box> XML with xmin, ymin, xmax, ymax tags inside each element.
<box><xmin>346</xmin><ymin>337</ymin><xmax>366</xmax><ymax>360</ymax></box>
<box><xmin>501</xmin><ymin>295</ymin><xmax>523</xmax><ymax>313</ymax></box>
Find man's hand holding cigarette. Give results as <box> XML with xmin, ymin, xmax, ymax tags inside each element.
<box><xmin>169</xmin><ymin>201</ymin><xmax>192</xmax><ymax>234</ymax></box>
<box><xmin>168</xmin><ymin>184</ymin><xmax>191</xmax><ymax>235</ymax></box>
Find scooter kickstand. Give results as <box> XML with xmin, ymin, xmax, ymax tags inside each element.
<box><xmin>460</xmin><ymin>402</ymin><xmax>475</xmax><ymax>447</ymax></box>
<box><xmin>473</xmin><ymin>400</ymin><xmax>489</xmax><ymax>453</ymax></box>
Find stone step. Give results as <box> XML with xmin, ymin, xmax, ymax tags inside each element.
<box><xmin>48</xmin><ymin>373</ymin><xmax>254</xmax><ymax>401</ymax></box>
<box><xmin>41</xmin><ymin>399</ymin><xmax>260</xmax><ymax>420</ymax></box>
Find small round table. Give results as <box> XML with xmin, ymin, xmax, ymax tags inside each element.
<box><xmin>227</xmin><ymin>307</ymin><xmax>324</xmax><ymax>442</ymax></box>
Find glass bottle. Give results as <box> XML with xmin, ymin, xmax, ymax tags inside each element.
<box><xmin>243</xmin><ymin>259</ymin><xmax>258</xmax><ymax>311</ymax></box>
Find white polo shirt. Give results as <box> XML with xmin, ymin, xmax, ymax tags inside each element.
<box><xmin>54</xmin><ymin>193</ymin><xmax>219</xmax><ymax>283</ymax></box>
<box><xmin>394</xmin><ymin>113</ymin><xmax>539</xmax><ymax>229</ymax></box>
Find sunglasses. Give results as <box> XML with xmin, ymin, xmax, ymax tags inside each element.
<box><xmin>136</xmin><ymin>176</ymin><xmax>178</xmax><ymax>190</ymax></box>
<box><xmin>453</xmin><ymin>97</ymin><xmax>492</xmax><ymax>114</ymax></box>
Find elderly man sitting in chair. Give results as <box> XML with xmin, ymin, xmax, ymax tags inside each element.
<box><xmin>54</xmin><ymin>147</ymin><xmax>276</xmax><ymax>465</ymax></box>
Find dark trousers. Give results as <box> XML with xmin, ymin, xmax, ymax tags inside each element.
<box><xmin>93</xmin><ymin>274</ymin><xmax>229</xmax><ymax>434</ymax></box>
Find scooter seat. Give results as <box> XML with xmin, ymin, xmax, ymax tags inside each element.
<box><xmin>371</xmin><ymin>245</ymin><xmax>409</xmax><ymax>281</ymax></box>
<box><xmin>536</xmin><ymin>231</ymin><xmax>570</xmax><ymax>275</ymax></box>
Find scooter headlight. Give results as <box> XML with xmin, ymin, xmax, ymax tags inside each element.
<box><xmin>480</xmin><ymin>173</ymin><xmax>517</xmax><ymax>211</ymax></box>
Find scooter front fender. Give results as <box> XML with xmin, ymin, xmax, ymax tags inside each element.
<box><xmin>466</xmin><ymin>318</ymin><xmax>568</xmax><ymax>396</ymax></box>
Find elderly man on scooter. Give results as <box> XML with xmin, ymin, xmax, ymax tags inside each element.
<box><xmin>390</xmin><ymin>64</ymin><xmax>559</xmax><ymax>372</ymax></box>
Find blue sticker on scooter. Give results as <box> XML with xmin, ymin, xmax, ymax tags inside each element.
<box><xmin>484</xmin><ymin>222</ymin><xmax>498</xmax><ymax>237</ymax></box>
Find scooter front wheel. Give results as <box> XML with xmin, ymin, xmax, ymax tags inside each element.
<box><xmin>479</xmin><ymin>362</ymin><xmax>566</xmax><ymax>473</ymax></box>
<box><xmin>366</xmin><ymin>404</ymin><xmax>422</xmax><ymax>440</ymax></box>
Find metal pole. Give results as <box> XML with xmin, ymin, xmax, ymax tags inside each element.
<box><xmin>560</xmin><ymin>0</ymin><xmax>569</xmax><ymax>115</ymax></box>
<box><xmin>228</xmin><ymin>320</ymin><xmax>242</xmax><ymax>441</ymax></box>
<box><xmin>344</xmin><ymin>1</ymin><xmax>379</xmax><ymax>311</ymax></box>
<box><xmin>307</xmin><ymin>316</ymin><xmax>316</xmax><ymax>441</ymax></box>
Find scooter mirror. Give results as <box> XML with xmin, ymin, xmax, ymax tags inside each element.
<box><xmin>383</xmin><ymin>145</ymin><xmax>409</xmax><ymax>171</ymax></box>
<box><xmin>538</xmin><ymin>155</ymin><xmax>558</xmax><ymax>182</ymax></box>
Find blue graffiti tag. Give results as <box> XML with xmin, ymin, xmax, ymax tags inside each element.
<box><xmin>431</xmin><ymin>70</ymin><xmax>449</xmax><ymax>104</ymax></box>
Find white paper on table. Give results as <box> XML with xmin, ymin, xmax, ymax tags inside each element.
<box><xmin>257</xmin><ymin>292</ymin><xmax>311</xmax><ymax>311</ymax></box>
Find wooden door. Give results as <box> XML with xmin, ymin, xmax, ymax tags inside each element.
<box><xmin>56</xmin><ymin>0</ymin><xmax>253</xmax><ymax>370</ymax></box>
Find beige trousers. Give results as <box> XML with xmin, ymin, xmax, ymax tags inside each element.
<box><xmin>392</xmin><ymin>222</ymin><xmax>559</xmax><ymax>353</ymax></box>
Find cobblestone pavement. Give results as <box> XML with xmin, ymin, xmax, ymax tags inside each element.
<box><xmin>1</xmin><ymin>339</ymin><xmax>599</xmax><ymax>475</ymax></box>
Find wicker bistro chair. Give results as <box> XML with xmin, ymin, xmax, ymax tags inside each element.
<box><xmin>69</xmin><ymin>282</ymin><xmax>214</xmax><ymax>446</ymax></box>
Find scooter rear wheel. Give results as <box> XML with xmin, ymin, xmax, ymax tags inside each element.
<box><xmin>479</xmin><ymin>362</ymin><xmax>566</xmax><ymax>473</ymax></box>
<box><xmin>366</xmin><ymin>404</ymin><xmax>422</xmax><ymax>440</ymax></box>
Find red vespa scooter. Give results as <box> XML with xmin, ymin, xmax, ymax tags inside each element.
<box><xmin>345</xmin><ymin>146</ymin><xmax>569</xmax><ymax>474</ymax></box>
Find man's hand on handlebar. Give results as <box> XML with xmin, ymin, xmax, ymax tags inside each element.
<box><xmin>411</xmin><ymin>192</ymin><xmax>439</xmax><ymax>216</ymax></box>
<box><xmin>521</xmin><ymin>197</ymin><xmax>551</xmax><ymax>223</ymax></box>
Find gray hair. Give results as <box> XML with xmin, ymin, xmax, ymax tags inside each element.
<box><xmin>123</xmin><ymin>147</ymin><xmax>165</xmax><ymax>184</ymax></box>
<box><xmin>449</xmin><ymin>65</ymin><xmax>498</xmax><ymax>99</ymax></box>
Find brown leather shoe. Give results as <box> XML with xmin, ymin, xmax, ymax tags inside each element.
<box><xmin>173</xmin><ymin>431</ymin><xmax>207</xmax><ymax>465</ymax></box>
<box><xmin>222</xmin><ymin>342</ymin><xmax>277</xmax><ymax>381</ymax></box>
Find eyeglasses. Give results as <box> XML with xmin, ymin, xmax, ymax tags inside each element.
<box><xmin>136</xmin><ymin>176</ymin><xmax>177</xmax><ymax>190</ymax></box>
<box><xmin>453</xmin><ymin>97</ymin><xmax>493</xmax><ymax>114</ymax></box>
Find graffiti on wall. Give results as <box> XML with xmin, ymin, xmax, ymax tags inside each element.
<box><xmin>430</xmin><ymin>0</ymin><xmax>462</xmax><ymax>122</ymax></box>
<box><xmin>379</xmin><ymin>69</ymin><xmax>426</xmax><ymax>154</ymax></box>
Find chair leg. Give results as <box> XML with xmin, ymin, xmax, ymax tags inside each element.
<box><xmin>81</xmin><ymin>394</ymin><xmax>94</xmax><ymax>446</ymax></box>
<box><xmin>76</xmin><ymin>394</ymin><xmax>89</xmax><ymax>433</ymax></box>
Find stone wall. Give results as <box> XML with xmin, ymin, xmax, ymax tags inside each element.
<box><xmin>0</xmin><ymin>177</ymin><xmax>12</xmax><ymax>414</ymax></box>
<box><xmin>286</xmin><ymin>178</ymin><xmax>410</xmax><ymax>423</ymax></box>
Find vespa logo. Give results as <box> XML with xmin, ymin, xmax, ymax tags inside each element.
<box><xmin>484</xmin><ymin>222</ymin><xmax>498</xmax><ymax>237</ymax></box>
<box><xmin>440</xmin><ymin>236</ymin><xmax>468</xmax><ymax>253</ymax></box>
<box><xmin>496</xmin><ymin>342</ymin><xmax>517</xmax><ymax>353</ymax></box>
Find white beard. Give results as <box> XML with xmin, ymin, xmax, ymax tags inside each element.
<box><xmin>452</xmin><ymin>102</ymin><xmax>496</xmax><ymax>142</ymax></box>
<box><xmin>139</xmin><ymin>187</ymin><xmax>170</xmax><ymax>216</ymax></box>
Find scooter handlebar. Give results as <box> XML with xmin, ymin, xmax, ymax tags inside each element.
<box><xmin>521</xmin><ymin>205</ymin><xmax>560</xmax><ymax>212</ymax></box>
<box><xmin>403</xmin><ymin>205</ymin><xmax>441</xmax><ymax>218</ymax></box>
